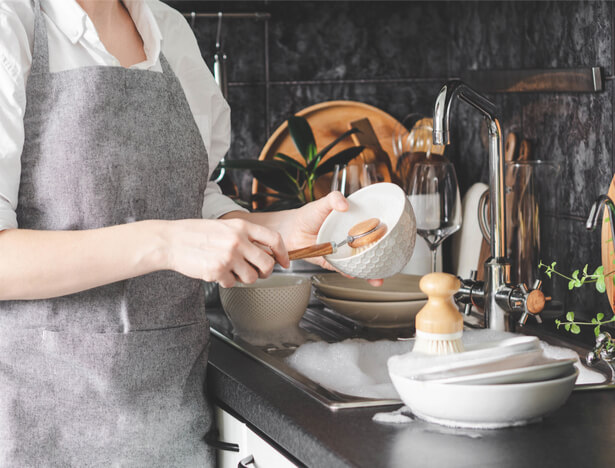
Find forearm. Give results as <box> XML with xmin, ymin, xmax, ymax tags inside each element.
<box><xmin>0</xmin><ymin>220</ymin><xmax>168</xmax><ymax>300</ymax></box>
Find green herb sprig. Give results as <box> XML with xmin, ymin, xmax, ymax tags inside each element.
<box><xmin>538</xmin><ymin>261</ymin><xmax>615</xmax><ymax>338</ymax></box>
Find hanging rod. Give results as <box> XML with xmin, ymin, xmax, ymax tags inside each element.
<box><xmin>182</xmin><ymin>12</ymin><xmax>270</xmax><ymax>20</ymax></box>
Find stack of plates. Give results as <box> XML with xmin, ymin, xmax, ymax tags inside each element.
<box><xmin>387</xmin><ymin>336</ymin><xmax>579</xmax><ymax>428</ymax></box>
<box><xmin>311</xmin><ymin>273</ymin><xmax>427</xmax><ymax>329</ymax></box>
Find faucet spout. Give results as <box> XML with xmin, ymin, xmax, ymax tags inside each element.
<box><xmin>432</xmin><ymin>80</ymin><xmax>546</xmax><ymax>331</ymax></box>
<box><xmin>586</xmin><ymin>195</ymin><xmax>615</xmax><ymax>249</ymax></box>
<box><xmin>433</xmin><ymin>80</ymin><xmax>499</xmax><ymax>146</ymax></box>
<box><xmin>433</xmin><ymin>80</ymin><xmax>506</xmax><ymax>260</ymax></box>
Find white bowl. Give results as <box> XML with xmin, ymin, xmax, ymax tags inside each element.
<box><xmin>219</xmin><ymin>274</ymin><xmax>311</xmax><ymax>335</ymax></box>
<box><xmin>318</xmin><ymin>183</ymin><xmax>417</xmax><ymax>279</ymax></box>
<box><xmin>389</xmin><ymin>367</ymin><xmax>578</xmax><ymax>429</ymax></box>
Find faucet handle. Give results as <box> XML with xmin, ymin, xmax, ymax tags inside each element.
<box><xmin>457</xmin><ymin>270</ymin><xmax>480</xmax><ymax>316</ymax></box>
<box><xmin>517</xmin><ymin>281</ymin><xmax>547</xmax><ymax>327</ymax></box>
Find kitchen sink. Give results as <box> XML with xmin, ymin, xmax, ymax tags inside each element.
<box><xmin>208</xmin><ymin>305</ymin><xmax>614</xmax><ymax>412</ymax></box>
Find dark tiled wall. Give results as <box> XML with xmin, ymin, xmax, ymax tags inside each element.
<box><xmin>168</xmin><ymin>1</ymin><xmax>614</xmax><ymax>329</ymax></box>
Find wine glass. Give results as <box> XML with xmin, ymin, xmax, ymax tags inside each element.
<box><xmin>406</xmin><ymin>159</ymin><xmax>462</xmax><ymax>272</ymax></box>
<box><xmin>330</xmin><ymin>163</ymin><xmax>378</xmax><ymax>196</ymax></box>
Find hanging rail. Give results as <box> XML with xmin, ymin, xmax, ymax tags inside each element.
<box><xmin>183</xmin><ymin>12</ymin><xmax>270</xmax><ymax>20</ymax></box>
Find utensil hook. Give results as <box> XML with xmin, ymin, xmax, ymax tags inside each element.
<box><xmin>190</xmin><ymin>12</ymin><xmax>196</xmax><ymax>29</ymax></box>
<box><xmin>215</xmin><ymin>12</ymin><xmax>224</xmax><ymax>52</ymax></box>
<box><xmin>212</xmin><ymin>11</ymin><xmax>227</xmax><ymax>184</ymax></box>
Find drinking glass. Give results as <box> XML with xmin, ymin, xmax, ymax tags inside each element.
<box><xmin>406</xmin><ymin>159</ymin><xmax>462</xmax><ymax>272</ymax></box>
<box><xmin>330</xmin><ymin>163</ymin><xmax>378</xmax><ymax>196</ymax></box>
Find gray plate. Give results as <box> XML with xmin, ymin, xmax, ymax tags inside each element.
<box><xmin>312</xmin><ymin>272</ymin><xmax>427</xmax><ymax>302</ymax></box>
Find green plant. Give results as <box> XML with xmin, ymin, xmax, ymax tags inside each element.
<box><xmin>538</xmin><ymin>261</ymin><xmax>615</xmax><ymax>339</ymax></box>
<box><xmin>221</xmin><ymin>115</ymin><xmax>365</xmax><ymax>210</ymax></box>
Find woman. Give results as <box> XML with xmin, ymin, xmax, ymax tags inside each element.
<box><xmin>0</xmin><ymin>0</ymin><xmax>380</xmax><ymax>465</ymax></box>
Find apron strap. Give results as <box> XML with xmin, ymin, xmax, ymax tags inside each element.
<box><xmin>159</xmin><ymin>53</ymin><xmax>173</xmax><ymax>75</ymax></box>
<box><xmin>30</xmin><ymin>0</ymin><xmax>50</xmax><ymax>75</ymax></box>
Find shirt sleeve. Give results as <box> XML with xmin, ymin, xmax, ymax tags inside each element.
<box><xmin>0</xmin><ymin>4</ymin><xmax>33</xmax><ymax>230</ymax></box>
<box><xmin>157</xmin><ymin>4</ymin><xmax>247</xmax><ymax>219</ymax></box>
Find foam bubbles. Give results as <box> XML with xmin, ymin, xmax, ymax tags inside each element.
<box><xmin>285</xmin><ymin>339</ymin><xmax>410</xmax><ymax>399</ymax></box>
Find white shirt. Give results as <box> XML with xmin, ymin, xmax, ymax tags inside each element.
<box><xmin>0</xmin><ymin>0</ymin><xmax>245</xmax><ymax>230</ymax></box>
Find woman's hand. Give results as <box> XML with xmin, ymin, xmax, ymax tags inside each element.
<box><xmin>164</xmin><ymin>218</ymin><xmax>289</xmax><ymax>288</ymax></box>
<box><xmin>278</xmin><ymin>192</ymin><xmax>348</xmax><ymax>269</ymax></box>
<box><xmin>277</xmin><ymin>192</ymin><xmax>384</xmax><ymax>287</ymax></box>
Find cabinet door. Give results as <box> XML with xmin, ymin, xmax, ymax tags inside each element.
<box><xmin>244</xmin><ymin>426</ymin><xmax>298</xmax><ymax>468</ymax></box>
<box><xmin>215</xmin><ymin>406</ymin><xmax>246</xmax><ymax>468</ymax></box>
<box><xmin>214</xmin><ymin>406</ymin><xmax>298</xmax><ymax>468</ymax></box>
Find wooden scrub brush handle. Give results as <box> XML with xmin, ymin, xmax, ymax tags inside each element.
<box><xmin>415</xmin><ymin>273</ymin><xmax>463</xmax><ymax>335</ymax></box>
<box><xmin>288</xmin><ymin>243</ymin><xmax>335</xmax><ymax>261</ymax></box>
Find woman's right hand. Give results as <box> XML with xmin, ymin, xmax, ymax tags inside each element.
<box><xmin>163</xmin><ymin>218</ymin><xmax>290</xmax><ymax>288</ymax></box>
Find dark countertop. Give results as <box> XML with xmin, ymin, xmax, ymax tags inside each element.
<box><xmin>207</xmin><ymin>333</ymin><xmax>615</xmax><ymax>468</ymax></box>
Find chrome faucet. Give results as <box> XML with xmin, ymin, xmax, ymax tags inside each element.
<box><xmin>433</xmin><ymin>80</ymin><xmax>546</xmax><ymax>331</ymax></box>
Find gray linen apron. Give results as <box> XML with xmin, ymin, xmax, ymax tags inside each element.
<box><xmin>0</xmin><ymin>1</ymin><xmax>214</xmax><ymax>466</ymax></box>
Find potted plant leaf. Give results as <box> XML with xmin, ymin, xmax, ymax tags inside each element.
<box><xmin>221</xmin><ymin>115</ymin><xmax>365</xmax><ymax>211</ymax></box>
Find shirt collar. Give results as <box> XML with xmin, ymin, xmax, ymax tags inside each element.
<box><xmin>41</xmin><ymin>0</ymin><xmax>163</xmax><ymax>67</ymax></box>
<box><xmin>41</xmin><ymin>0</ymin><xmax>87</xmax><ymax>44</ymax></box>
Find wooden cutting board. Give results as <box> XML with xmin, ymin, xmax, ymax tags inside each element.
<box><xmin>253</xmin><ymin>101</ymin><xmax>403</xmax><ymax>208</ymax></box>
<box><xmin>601</xmin><ymin>173</ymin><xmax>615</xmax><ymax>313</ymax></box>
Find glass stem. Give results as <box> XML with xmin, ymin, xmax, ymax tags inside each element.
<box><xmin>430</xmin><ymin>247</ymin><xmax>437</xmax><ymax>273</ymax></box>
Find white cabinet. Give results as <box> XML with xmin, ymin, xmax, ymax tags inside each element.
<box><xmin>214</xmin><ymin>406</ymin><xmax>298</xmax><ymax>468</ymax></box>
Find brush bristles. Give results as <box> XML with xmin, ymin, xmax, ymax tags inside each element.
<box><xmin>351</xmin><ymin>243</ymin><xmax>374</xmax><ymax>256</ymax></box>
<box><xmin>413</xmin><ymin>330</ymin><xmax>464</xmax><ymax>355</ymax></box>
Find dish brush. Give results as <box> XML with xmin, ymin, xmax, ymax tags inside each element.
<box><xmin>288</xmin><ymin>217</ymin><xmax>387</xmax><ymax>260</ymax></box>
<box><xmin>347</xmin><ymin>218</ymin><xmax>387</xmax><ymax>256</ymax></box>
<box><xmin>413</xmin><ymin>272</ymin><xmax>464</xmax><ymax>355</ymax></box>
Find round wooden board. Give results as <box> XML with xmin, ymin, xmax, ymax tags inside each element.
<box><xmin>253</xmin><ymin>101</ymin><xmax>403</xmax><ymax>208</ymax></box>
<box><xmin>601</xmin><ymin>173</ymin><xmax>615</xmax><ymax>314</ymax></box>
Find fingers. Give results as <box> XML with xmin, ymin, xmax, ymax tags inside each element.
<box><xmin>310</xmin><ymin>191</ymin><xmax>349</xmax><ymax>218</ymax></box>
<box><xmin>242</xmin><ymin>243</ymin><xmax>276</xmax><ymax>279</ymax></box>
<box><xmin>241</xmin><ymin>221</ymin><xmax>290</xmax><ymax>269</ymax></box>
<box><xmin>217</xmin><ymin>271</ymin><xmax>238</xmax><ymax>288</ymax></box>
<box><xmin>367</xmin><ymin>279</ymin><xmax>384</xmax><ymax>287</ymax></box>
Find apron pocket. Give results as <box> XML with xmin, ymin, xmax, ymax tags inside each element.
<box><xmin>41</xmin><ymin>321</ymin><xmax>210</xmax><ymax>404</ymax></box>
<box><xmin>37</xmin><ymin>322</ymin><xmax>212</xmax><ymax>464</ymax></box>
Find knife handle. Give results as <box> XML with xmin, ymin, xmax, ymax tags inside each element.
<box><xmin>288</xmin><ymin>242</ymin><xmax>334</xmax><ymax>260</ymax></box>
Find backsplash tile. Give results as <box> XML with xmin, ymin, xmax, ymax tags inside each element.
<box><xmin>447</xmin><ymin>0</ymin><xmax>524</xmax><ymax>72</ymax></box>
<box><xmin>519</xmin><ymin>85</ymin><xmax>613</xmax><ymax>218</ymax></box>
<box><xmin>522</xmin><ymin>0</ymin><xmax>612</xmax><ymax>72</ymax></box>
<box><xmin>267</xmin><ymin>1</ymin><xmax>448</xmax><ymax>82</ymax></box>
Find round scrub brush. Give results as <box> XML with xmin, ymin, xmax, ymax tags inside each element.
<box><xmin>413</xmin><ymin>272</ymin><xmax>464</xmax><ymax>355</ymax></box>
<box><xmin>347</xmin><ymin>218</ymin><xmax>387</xmax><ymax>256</ymax></box>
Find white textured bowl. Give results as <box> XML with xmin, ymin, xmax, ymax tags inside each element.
<box><xmin>219</xmin><ymin>275</ymin><xmax>311</xmax><ymax>335</ymax></box>
<box><xmin>389</xmin><ymin>367</ymin><xmax>578</xmax><ymax>429</ymax></box>
<box><xmin>318</xmin><ymin>183</ymin><xmax>417</xmax><ymax>279</ymax></box>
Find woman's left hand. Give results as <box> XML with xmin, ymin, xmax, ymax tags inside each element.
<box><xmin>278</xmin><ymin>192</ymin><xmax>384</xmax><ymax>287</ymax></box>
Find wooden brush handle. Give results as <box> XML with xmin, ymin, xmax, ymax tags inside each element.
<box><xmin>415</xmin><ymin>273</ymin><xmax>463</xmax><ymax>334</ymax></box>
<box><xmin>288</xmin><ymin>242</ymin><xmax>334</xmax><ymax>260</ymax></box>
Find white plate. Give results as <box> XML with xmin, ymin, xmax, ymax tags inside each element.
<box><xmin>312</xmin><ymin>273</ymin><xmax>426</xmax><ymax>302</ymax></box>
<box><xmin>389</xmin><ymin>336</ymin><xmax>541</xmax><ymax>379</ymax></box>
<box><xmin>389</xmin><ymin>367</ymin><xmax>578</xmax><ymax>429</ymax></box>
<box><xmin>422</xmin><ymin>357</ymin><xmax>577</xmax><ymax>385</ymax></box>
<box><xmin>315</xmin><ymin>293</ymin><xmax>426</xmax><ymax>328</ymax></box>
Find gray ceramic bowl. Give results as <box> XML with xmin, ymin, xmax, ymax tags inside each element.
<box><xmin>218</xmin><ymin>274</ymin><xmax>311</xmax><ymax>335</ymax></box>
